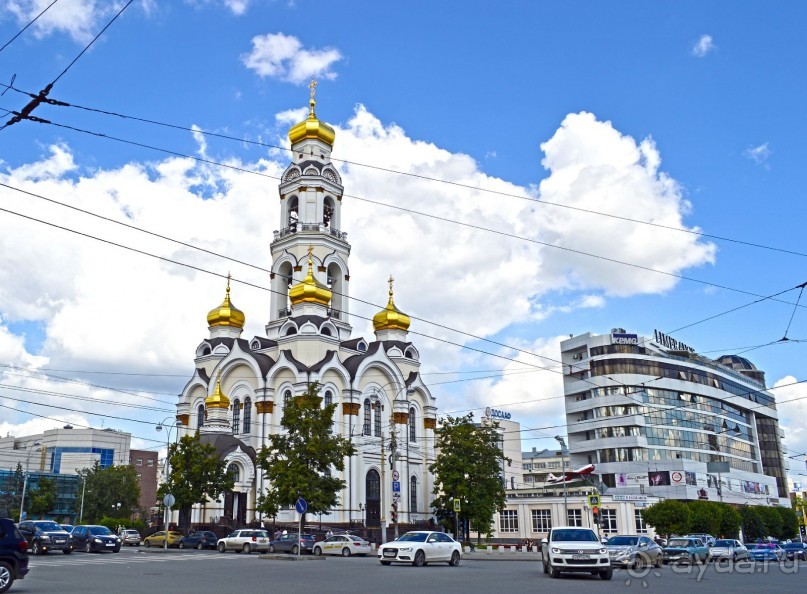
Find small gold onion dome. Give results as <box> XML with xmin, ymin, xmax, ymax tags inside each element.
<box><xmin>205</xmin><ymin>370</ymin><xmax>230</xmax><ymax>410</ymax></box>
<box><xmin>207</xmin><ymin>275</ymin><xmax>245</xmax><ymax>329</ymax></box>
<box><xmin>289</xmin><ymin>247</ymin><xmax>332</xmax><ymax>306</ymax></box>
<box><xmin>373</xmin><ymin>276</ymin><xmax>411</xmax><ymax>331</ymax></box>
<box><xmin>288</xmin><ymin>79</ymin><xmax>335</xmax><ymax>147</ymax></box>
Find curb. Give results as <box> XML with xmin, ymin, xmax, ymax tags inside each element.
<box><xmin>259</xmin><ymin>554</ymin><xmax>326</xmax><ymax>561</ymax></box>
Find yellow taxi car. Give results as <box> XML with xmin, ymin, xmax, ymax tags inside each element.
<box><xmin>143</xmin><ymin>531</ymin><xmax>184</xmax><ymax>548</ymax></box>
<box><xmin>312</xmin><ymin>534</ymin><xmax>372</xmax><ymax>557</ymax></box>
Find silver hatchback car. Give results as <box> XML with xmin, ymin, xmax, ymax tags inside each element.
<box><xmin>605</xmin><ymin>535</ymin><xmax>663</xmax><ymax>569</ymax></box>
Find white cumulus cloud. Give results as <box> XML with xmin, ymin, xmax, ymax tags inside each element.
<box><xmin>242</xmin><ymin>32</ymin><xmax>342</xmax><ymax>84</ymax></box>
<box><xmin>744</xmin><ymin>142</ymin><xmax>772</xmax><ymax>165</ymax></box>
<box><xmin>692</xmin><ymin>34</ymin><xmax>715</xmax><ymax>57</ymax></box>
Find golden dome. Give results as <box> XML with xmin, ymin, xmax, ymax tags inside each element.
<box><xmin>289</xmin><ymin>247</ymin><xmax>332</xmax><ymax>307</ymax></box>
<box><xmin>288</xmin><ymin>79</ymin><xmax>335</xmax><ymax>147</ymax></box>
<box><xmin>205</xmin><ymin>370</ymin><xmax>230</xmax><ymax>410</ymax></box>
<box><xmin>207</xmin><ymin>275</ymin><xmax>245</xmax><ymax>329</ymax></box>
<box><xmin>373</xmin><ymin>276</ymin><xmax>411</xmax><ymax>331</ymax></box>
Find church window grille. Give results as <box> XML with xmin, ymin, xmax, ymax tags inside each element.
<box><xmin>243</xmin><ymin>397</ymin><xmax>252</xmax><ymax>435</ymax></box>
<box><xmin>409</xmin><ymin>408</ymin><xmax>416</xmax><ymax>442</ymax></box>
<box><xmin>410</xmin><ymin>476</ymin><xmax>417</xmax><ymax>511</ymax></box>
<box><xmin>232</xmin><ymin>399</ymin><xmax>241</xmax><ymax>434</ymax></box>
<box><xmin>197</xmin><ymin>404</ymin><xmax>205</xmax><ymax>429</ymax></box>
<box><xmin>374</xmin><ymin>401</ymin><xmax>382</xmax><ymax>437</ymax></box>
<box><xmin>363</xmin><ymin>399</ymin><xmax>371</xmax><ymax>436</ymax></box>
<box><xmin>324</xmin><ymin>391</ymin><xmax>333</xmax><ymax>434</ymax></box>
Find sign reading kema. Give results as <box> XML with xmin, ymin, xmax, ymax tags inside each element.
<box><xmin>611</xmin><ymin>332</ymin><xmax>639</xmax><ymax>345</ymax></box>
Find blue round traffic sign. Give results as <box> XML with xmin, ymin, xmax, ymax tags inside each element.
<box><xmin>295</xmin><ymin>497</ymin><xmax>307</xmax><ymax>514</ymax></box>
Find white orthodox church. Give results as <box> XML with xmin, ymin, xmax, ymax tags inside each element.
<box><xmin>173</xmin><ymin>89</ymin><xmax>437</xmax><ymax>531</ymax></box>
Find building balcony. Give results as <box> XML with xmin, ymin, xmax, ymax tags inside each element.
<box><xmin>272</xmin><ymin>224</ymin><xmax>348</xmax><ymax>242</ymax></box>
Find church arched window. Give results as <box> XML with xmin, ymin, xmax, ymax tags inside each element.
<box><xmin>232</xmin><ymin>399</ymin><xmax>241</xmax><ymax>435</ymax></box>
<box><xmin>228</xmin><ymin>464</ymin><xmax>239</xmax><ymax>483</ymax></box>
<box><xmin>288</xmin><ymin>196</ymin><xmax>299</xmax><ymax>232</ymax></box>
<box><xmin>324</xmin><ymin>390</ymin><xmax>333</xmax><ymax>434</ymax></box>
<box><xmin>410</xmin><ymin>476</ymin><xmax>418</xmax><ymax>512</ymax></box>
<box><xmin>197</xmin><ymin>404</ymin><xmax>205</xmax><ymax>429</ymax></box>
<box><xmin>363</xmin><ymin>399</ymin><xmax>371</xmax><ymax>436</ymax></box>
<box><xmin>373</xmin><ymin>401</ymin><xmax>382</xmax><ymax>437</ymax></box>
<box><xmin>284</xmin><ymin>390</ymin><xmax>292</xmax><ymax>416</ymax></box>
<box><xmin>243</xmin><ymin>397</ymin><xmax>252</xmax><ymax>435</ymax></box>
<box><xmin>409</xmin><ymin>408</ymin><xmax>416</xmax><ymax>442</ymax></box>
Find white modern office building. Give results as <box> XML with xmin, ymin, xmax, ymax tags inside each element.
<box><xmin>560</xmin><ymin>329</ymin><xmax>789</xmax><ymax>507</ymax></box>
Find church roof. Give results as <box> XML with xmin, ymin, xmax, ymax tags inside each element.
<box><xmin>342</xmin><ymin>342</ymin><xmax>383</xmax><ymax>379</ymax></box>
<box><xmin>250</xmin><ymin>336</ymin><xmax>278</xmax><ymax>350</ymax></box>
<box><xmin>281</xmin><ymin>350</ymin><xmax>310</xmax><ymax>373</ymax></box>
<box><xmin>340</xmin><ymin>337</ymin><xmax>367</xmax><ymax>351</ymax></box>
<box><xmin>308</xmin><ymin>350</ymin><xmax>336</xmax><ymax>372</ymax></box>
<box><xmin>288</xmin><ymin>315</ymin><xmax>331</xmax><ymax>328</ymax></box>
<box><xmin>196</xmin><ymin>367</ymin><xmax>210</xmax><ymax>384</ymax></box>
<box><xmin>199</xmin><ymin>433</ymin><xmax>256</xmax><ymax>464</ymax></box>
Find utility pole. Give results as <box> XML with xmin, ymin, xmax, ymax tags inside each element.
<box><xmin>555</xmin><ymin>436</ymin><xmax>568</xmax><ymax>524</ymax></box>
<box><xmin>390</xmin><ymin>429</ymin><xmax>399</xmax><ymax>540</ymax></box>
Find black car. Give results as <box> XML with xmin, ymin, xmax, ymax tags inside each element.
<box><xmin>0</xmin><ymin>517</ymin><xmax>29</xmax><ymax>593</ymax></box>
<box><xmin>70</xmin><ymin>525</ymin><xmax>121</xmax><ymax>553</ymax></box>
<box><xmin>781</xmin><ymin>542</ymin><xmax>807</xmax><ymax>560</ymax></box>
<box><xmin>179</xmin><ymin>531</ymin><xmax>218</xmax><ymax>550</ymax></box>
<box><xmin>268</xmin><ymin>533</ymin><xmax>317</xmax><ymax>554</ymax></box>
<box><xmin>16</xmin><ymin>521</ymin><xmax>71</xmax><ymax>555</ymax></box>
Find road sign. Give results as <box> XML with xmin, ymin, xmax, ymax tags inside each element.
<box><xmin>392</xmin><ymin>481</ymin><xmax>401</xmax><ymax>492</ymax></box>
<box><xmin>588</xmin><ymin>494</ymin><xmax>600</xmax><ymax>507</ymax></box>
<box><xmin>392</xmin><ymin>493</ymin><xmax>401</xmax><ymax>503</ymax></box>
<box><xmin>391</xmin><ymin>470</ymin><xmax>400</xmax><ymax>481</ymax></box>
<box><xmin>295</xmin><ymin>497</ymin><xmax>307</xmax><ymax>514</ymax></box>
<box><xmin>453</xmin><ymin>499</ymin><xmax>461</xmax><ymax>512</ymax></box>
<box><xmin>163</xmin><ymin>494</ymin><xmax>176</xmax><ymax>508</ymax></box>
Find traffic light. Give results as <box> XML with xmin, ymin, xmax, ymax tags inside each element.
<box><xmin>592</xmin><ymin>506</ymin><xmax>600</xmax><ymax>524</ymax></box>
<box><xmin>391</xmin><ymin>501</ymin><xmax>398</xmax><ymax>523</ymax></box>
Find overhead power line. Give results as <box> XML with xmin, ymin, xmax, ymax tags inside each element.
<box><xmin>1</xmin><ymin>82</ymin><xmax>805</xmax><ymax>261</ymax></box>
<box><xmin>0</xmin><ymin>0</ymin><xmax>60</xmax><ymax>55</ymax></box>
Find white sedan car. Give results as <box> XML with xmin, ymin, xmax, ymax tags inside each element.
<box><xmin>313</xmin><ymin>534</ymin><xmax>372</xmax><ymax>557</ymax></box>
<box><xmin>378</xmin><ymin>531</ymin><xmax>462</xmax><ymax>567</ymax></box>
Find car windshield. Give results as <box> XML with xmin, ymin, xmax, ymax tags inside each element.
<box><xmin>607</xmin><ymin>536</ymin><xmax>638</xmax><ymax>546</ymax></box>
<box><xmin>668</xmin><ymin>539</ymin><xmax>691</xmax><ymax>547</ymax></box>
<box><xmin>783</xmin><ymin>543</ymin><xmax>802</xmax><ymax>549</ymax></box>
<box><xmin>553</xmin><ymin>529</ymin><xmax>598</xmax><ymax>542</ymax></box>
<box><xmin>713</xmin><ymin>540</ymin><xmax>734</xmax><ymax>547</ymax></box>
<box><xmin>125</xmin><ymin>530</ymin><xmax>139</xmax><ymax>535</ymax></box>
<box><xmin>34</xmin><ymin>521</ymin><xmax>62</xmax><ymax>531</ymax></box>
<box><xmin>89</xmin><ymin>526</ymin><xmax>112</xmax><ymax>535</ymax></box>
<box><xmin>397</xmin><ymin>532</ymin><xmax>429</xmax><ymax>542</ymax></box>
<box><xmin>757</xmin><ymin>544</ymin><xmax>776</xmax><ymax>549</ymax></box>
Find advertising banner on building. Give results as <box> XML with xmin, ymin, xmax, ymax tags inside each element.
<box><xmin>648</xmin><ymin>471</ymin><xmax>671</xmax><ymax>486</ymax></box>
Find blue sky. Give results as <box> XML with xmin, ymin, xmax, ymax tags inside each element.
<box><xmin>1</xmin><ymin>1</ymin><xmax>806</xmax><ymax>483</ymax></box>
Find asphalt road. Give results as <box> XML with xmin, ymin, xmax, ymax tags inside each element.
<box><xmin>13</xmin><ymin>547</ymin><xmax>807</xmax><ymax>593</ymax></box>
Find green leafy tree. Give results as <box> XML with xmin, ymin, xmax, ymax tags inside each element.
<box><xmin>774</xmin><ymin>506</ymin><xmax>799</xmax><ymax>540</ymax></box>
<box><xmin>740</xmin><ymin>506</ymin><xmax>766</xmax><ymax>541</ymax></box>
<box><xmin>640</xmin><ymin>499</ymin><xmax>691</xmax><ymax>537</ymax></box>
<box><xmin>28</xmin><ymin>477</ymin><xmax>57</xmax><ymax>518</ymax></box>
<box><xmin>256</xmin><ymin>382</ymin><xmax>356</xmax><ymax>520</ymax></box>
<box><xmin>157</xmin><ymin>432</ymin><xmax>234</xmax><ymax>532</ymax></box>
<box><xmin>687</xmin><ymin>501</ymin><xmax>722</xmax><ymax>535</ymax></box>
<box><xmin>0</xmin><ymin>463</ymin><xmax>24</xmax><ymax>520</ymax></box>
<box><xmin>717</xmin><ymin>504</ymin><xmax>742</xmax><ymax>538</ymax></box>
<box><xmin>77</xmin><ymin>462</ymin><xmax>141</xmax><ymax>523</ymax></box>
<box><xmin>756</xmin><ymin>505</ymin><xmax>783</xmax><ymax>539</ymax></box>
<box><xmin>429</xmin><ymin>414</ymin><xmax>510</xmax><ymax>543</ymax></box>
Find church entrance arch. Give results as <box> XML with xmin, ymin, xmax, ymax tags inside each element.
<box><xmin>365</xmin><ymin>469</ymin><xmax>380</xmax><ymax>527</ymax></box>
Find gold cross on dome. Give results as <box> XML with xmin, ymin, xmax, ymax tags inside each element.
<box><xmin>226</xmin><ymin>272</ymin><xmax>232</xmax><ymax>293</ymax></box>
<box><xmin>388</xmin><ymin>275</ymin><xmax>395</xmax><ymax>295</ymax></box>
<box><xmin>309</xmin><ymin>79</ymin><xmax>318</xmax><ymax>101</ymax></box>
<box><xmin>308</xmin><ymin>245</ymin><xmax>314</xmax><ymax>258</ymax></box>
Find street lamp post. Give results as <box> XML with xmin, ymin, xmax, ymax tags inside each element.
<box><xmin>19</xmin><ymin>440</ymin><xmax>41</xmax><ymax>521</ymax></box>
<box><xmin>704</xmin><ymin>423</ymin><xmax>740</xmax><ymax>503</ymax></box>
<box><xmin>359</xmin><ymin>503</ymin><xmax>365</xmax><ymax>527</ymax></box>
<box><xmin>156</xmin><ymin>417</ymin><xmax>183</xmax><ymax>550</ymax></box>
<box><xmin>555</xmin><ymin>436</ymin><xmax>568</xmax><ymax>524</ymax></box>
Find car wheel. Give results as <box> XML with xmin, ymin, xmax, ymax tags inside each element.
<box><xmin>313</xmin><ymin>546</ymin><xmax>322</xmax><ymax>556</ymax></box>
<box><xmin>144</xmin><ymin>540</ymin><xmax>151</xmax><ymax>548</ymax></box>
<box><xmin>600</xmin><ymin>569</ymin><xmax>613</xmax><ymax>581</ymax></box>
<box><xmin>31</xmin><ymin>541</ymin><xmax>41</xmax><ymax>555</ymax></box>
<box><xmin>449</xmin><ymin>551</ymin><xmax>461</xmax><ymax>567</ymax></box>
<box><xmin>381</xmin><ymin>560</ymin><xmax>391</xmax><ymax>566</ymax></box>
<box><xmin>633</xmin><ymin>554</ymin><xmax>645</xmax><ymax>570</ymax></box>
<box><xmin>549</xmin><ymin>566</ymin><xmax>560</xmax><ymax>579</ymax></box>
<box><xmin>197</xmin><ymin>542</ymin><xmax>203</xmax><ymax>550</ymax></box>
<box><xmin>269</xmin><ymin>544</ymin><xmax>275</xmax><ymax>553</ymax></box>
<box><xmin>653</xmin><ymin>553</ymin><xmax>662</xmax><ymax>568</ymax></box>
<box><xmin>291</xmin><ymin>545</ymin><xmax>298</xmax><ymax>555</ymax></box>
<box><xmin>413</xmin><ymin>550</ymin><xmax>426</xmax><ymax>567</ymax></box>
<box><xmin>243</xmin><ymin>544</ymin><xmax>251</xmax><ymax>554</ymax></box>
<box><xmin>85</xmin><ymin>542</ymin><xmax>92</xmax><ymax>554</ymax></box>
<box><xmin>179</xmin><ymin>542</ymin><xmax>185</xmax><ymax>549</ymax></box>
<box><xmin>218</xmin><ymin>542</ymin><xmax>226</xmax><ymax>553</ymax></box>
<box><xmin>0</xmin><ymin>561</ymin><xmax>15</xmax><ymax>594</ymax></box>
<box><xmin>342</xmin><ymin>547</ymin><xmax>351</xmax><ymax>558</ymax></box>
<box><xmin>63</xmin><ymin>549</ymin><xmax>72</xmax><ymax>555</ymax></box>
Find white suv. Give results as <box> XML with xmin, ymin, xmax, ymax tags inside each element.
<box><xmin>216</xmin><ymin>529</ymin><xmax>270</xmax><ymax>553</ymax></box>
<box><xmin>542</xmin><ymin>526</ymin><xmax>612</xmax><ymax>580</ymax></box>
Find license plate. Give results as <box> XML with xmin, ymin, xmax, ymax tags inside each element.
<box><xmin>383</xmin><ymin>550</ymin><xmax>396</xmax><ymax>557</ymax></box>
<box><xmin>105</xmin><ymin>543</ymin><xmax>115</xmax><ymax>547</ymax></box>
<box><xmin>572</xmin><ymin>555</ymin><xmax>590</xmax><ymax>560</ymax></box>
<box><xmin>55</xmin><ymin>539</ymin><xmax>65</xmax><ymax>543</ymax></box>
